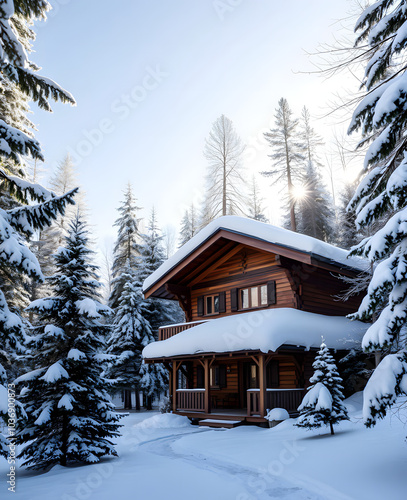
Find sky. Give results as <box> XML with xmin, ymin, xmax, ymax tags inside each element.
<box><xmin>30</xmin><ymin>0</ymin><xmax>362</xmax><ymax>257</ymax></box>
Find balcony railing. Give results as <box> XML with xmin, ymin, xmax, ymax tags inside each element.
<box><xmin>159</xmin><ymin>320</ymin><xmax>208</xmax><ymax>341</ymax></box>
<box><xmin>266</xmin><ymin>388</ymin><xmax>304</xmax><ymax>414</ymax></box>
<box><xmin>247</xmin><ymin>389</ymin><xmax>261</xmax><ymax>416</ymax></box>
<box><xmin>247</xmin><ymin>388</ymin><xmax>304</xmax><ymax>416</ymax></box>
<box><xmin>176</xmin><ymin>389</ymin><xmax>205</xmax><ymax>412</ymax></box>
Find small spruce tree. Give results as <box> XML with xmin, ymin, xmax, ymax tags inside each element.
<box><xmin>14</xmin><ymin>216</ymin><xmax>122</xmax><ymax>469</ymax></box>
<box><xmin>296</xmin><ymin>339</ymin><xmax>349</xmax><ymax>435</ymax></box>
<box><xmin>105</xmin><ymin>266</ymin><xmax>151</xmax><ymax>410</ymax></box>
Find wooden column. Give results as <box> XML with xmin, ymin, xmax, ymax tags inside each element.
<box><xmin>259</xmin><ymin>354</ymin><xmax>266</xmax><ymax>417</ymax></box>
<box><xmin>204</xmin><ymin>358</ymin><xmax>211</xmax><ymax>414</ymax></box>
<box><xmin>172</xmin><ymin>361</ymin><xmax>178</xmax><ymax>412</ymax></box>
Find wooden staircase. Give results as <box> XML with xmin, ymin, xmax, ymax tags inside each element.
<box><xmin>199</xmin><ymin>418</ymin><xmax>243</xmax><ymax>429</ymax></box>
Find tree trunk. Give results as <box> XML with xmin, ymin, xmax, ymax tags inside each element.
<box><xmin>222</xmin><ymin>158</ymin><xmax>227</xmax><ymax>216</ymax></box>
<box><xmin>135</xmin><ymin>388</ymin><xmax>140</xmax><ymax>410</ymax></box>
<box><xmin>124</xmin><ymin>389</ymin><xmax>132</xmax><ymax>409</ymax></box>
<box><xmin>330</xmin><ymin>421</ymin><xmax>334</xmax><ymax>435</ymax></box>
<box><xmin>285</xmin><ymin>140</ymin><xmax>296</xmax><ymax>232</ymax></box>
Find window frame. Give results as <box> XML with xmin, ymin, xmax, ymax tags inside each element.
<box><xmin>204</xmin><ymin>293</ymin><xmax>220</xmax><ymax>316</ymax></box>
<box><xmin>239</xmin><ymin>283</ymin><xmax>268</xmax><ymax>311</ymax></box>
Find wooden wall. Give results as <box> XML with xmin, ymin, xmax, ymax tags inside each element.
<box><xmin>189</xmin><ymin>246</ymin><xmax>296</xmax><ymax>321</ymax></box>
<box><xmin>185</xmin><ymin>245</ymin><xmax>363</xmax><ymax>321</ymax></box>
<box><xmin>297</xmin><ymin>267</ymin><xmax>362</xmax><ymax>316</ymax></box>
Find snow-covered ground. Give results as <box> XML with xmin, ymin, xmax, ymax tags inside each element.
<box><xmin>1</xmin><ymin>393</ymin><xmax>406</xmax><ymax>499</ymax></box>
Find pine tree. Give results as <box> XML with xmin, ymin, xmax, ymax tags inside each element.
<box><xmin>14</xmin><ymin>216</ymin><xmax>121</xmax><ymax>469</ymax></box>
<box><xmin>262</xmin><ymin>98</ymin><xmax>304</xmax><ymax>232</ymax></box>
<box><xmin>246</xmin><ymin>175</ymin><xmax>268</xmax><ymax>223</ymax></box>
<box><xmin>202</xmin><ymin>114</ymin><xmax>246</xmax><ymax>223</ymax></box>
<box><xmin>346</xmin><ymin>0</ymin><xmax>407</xmax><ymax>427</ymax></box>
<box><xmin>296</xmin><ymin>339</ymin><xmax>349</xmax><ymax>435</ymax></box>
<box><xmin>109</xmin><ymin>184</ymin><xmax>142</xmax><ymax>309</ymax></box>
<box><xmin>47</xmin><ymin>154</ymin><xmax>87</xmax><ymax>240</ymax></box>
<box><xmin>138</xmin><ymin>211</ymin><xmax>181</xmax><ymax>408</ymax></box>
<box><xmin>105</xmin><ymin>266</ymin><xmax>150</xmax><ymax>411</ymax></box>
<box><xmin>296</xmin><ymin>161</ymin><xmax>334</xmax><ymax>242</ymax></box>
<box><xmin>0</xmin><ymin>1</ymin><xmax>75</xmax><ymax>164</ymax></box>
<box><xmin>179</xmin><ymin>203</ymin><xmax>198</xmax><ymax>246</ymax></box>
<box><xmin>294</xmin><ymin>107</ymin><xmax>334</xmax><ymax>241</ymax></box>
<box><xmin>0</xmin><ymin>0</ymin><xmax>77</xmax><ymax>458</ymax></box>
<box><xmin>139</xmin><ymin>210</ymin><xmax>184</xmax><ymax>336</ymax></box>
<box><xmin>336</xmin><ymin>181</ymin><xmax>360</xmax><ymax>250</ymax></box>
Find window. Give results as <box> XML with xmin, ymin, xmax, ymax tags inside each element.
<box><xmin>197</xmin><ymin>292</ymin><xmax>226</xmax><ymax>317</ymax></box>
<box><xmin>205</xmin><ymin>294</ymin><xmax>219</xmax><ymax>315</ymax></box>
<box><xmin>210</xmin><ymin>365</ymin><xmax>227</xmax><ymax>389</ymax></box>
<box><xmin>240</xmin><ymin>284</ymin><xmax>268</xmax><ymax>310</ymax></box>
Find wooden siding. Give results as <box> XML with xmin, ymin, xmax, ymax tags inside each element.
<box><xmin>189</xmin><ymin>246</ymin><xmax>296</xmax><ymax>321</ymax></box>
<box><xmin>298</xmin><ymin>267</ymin><xmax>363</xmax><ymax>316</ymax></box>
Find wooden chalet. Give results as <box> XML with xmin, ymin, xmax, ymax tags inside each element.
<box><xmin>142</xmin><ymin>216</ymin><xmax>368</xmax><ymax>427</ymax></box>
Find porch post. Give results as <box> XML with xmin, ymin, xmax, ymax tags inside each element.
<box><xmin>172</xmin><ymin>361</ymin><xmax>178</xmax><ymax>412</ymax></box>
<box><xmin>259</xmin><ymin>354</ymin><xmax>266</xmax><ymax>417</ymax></box>
<box><xmin>204</xmin><ymin>358</ymin><xmax>211</xmax><ymax>414</ymax></box>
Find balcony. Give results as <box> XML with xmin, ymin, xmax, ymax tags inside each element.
<box><xmin>158</xmin><ymin>320</ymin><xmax>208</xmax><ymax>341</ymax></box>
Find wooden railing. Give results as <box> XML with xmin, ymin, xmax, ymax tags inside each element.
<box><xmin>247</xmin><ymin>389</ymin><xmax>260</xmax><ymax>416</ymax></box>
<box><xmin>247</xmin><ymin>388</ymin><xmax>304</xmax><ymax>416</ymax></box>
<box><xmin>266</xmin><ymin>389</ymin><xmax>304</xmax><ymax>414</ymax></box>
<box><xmin>176</xmin><ymin>389</ymin><xmax>205</xmax><ymax>412</ymax></box>
<box><xmin>159</xmin><ymin>321</ymin><xmax>208</xmax><ymax>341</ymax></box>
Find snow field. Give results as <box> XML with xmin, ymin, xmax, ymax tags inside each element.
<box><xmin>1</xmin><ymin>393</ymin><xmax>406</xmax><ymax>499</ymax></box>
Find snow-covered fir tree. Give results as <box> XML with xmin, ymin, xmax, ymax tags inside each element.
<box><xmin>179</xmin><ymin>203</ymin><xmax>198</xmax><ymax>246</ymax></box>
<box><xmin>138</xmin><ymin>210</ymin><xmax>182</xmax><ymax>408</ymax></box>
<box><xmin>1</xmin><ymin>0</ymin><xmax>77</xmax><ymax>459</ymax></box>
<box><xmin>109</xmin><ymin>184</ymin><xmax>142</xmax><ymax>309</ymax></box>
<box><xmin>29</xmin><ymin>154</ymin><xmax>87</xmax><ymax>304</ymax></box>
<box><xmin>296</xmin><ymin>339</ymin><xmax>348</xmax><ymax>435</ymax></box>
<box><xmin>262</xmin><ymin>98</ymin><xmax>304</xmax><ymax>232</ymax></box>
<box><xmin>294</xmin><ymin>107</ymin><xmax>334</xmax><ymax>241</ymax></box>
<box><xmin>14</xmin><ymin>216</ymin><xmax>121</xmax><ymax>469</ymax></box>
<box><xmin>296</xmin><ymin>161</ymin><xmax>334</xmax><ymax>242</ymax></box>
<box><xmin>105</xmin><ymin>266</ymin><xmax>150</xmax><ymax>410</ymax></box>
<box><xmin>0</xmin><ymin>0</ymin><xmax>75</xmax><ymax>163</ymax></box>
<box><xmin>346</xmin><ymin>0</ymin><xmax>407</xmax><ymax>428</ymax></box>
<box><xmin>139</xmin><ymin>209</ymin><xmax>184</xmax><ymax>335</ymax></box>
<box><xmin>246</xmin><ymin>175</ymin><xmax>268</xmax><ymax>223</ymax></box>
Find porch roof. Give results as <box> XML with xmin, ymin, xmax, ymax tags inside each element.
<box><xmin>142</xmin><ymin>308</ymin><xmax>369</xmax><ymax>360</ymax></box>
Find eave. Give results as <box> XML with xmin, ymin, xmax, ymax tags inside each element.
<box><xmin>144</xmin><ymin>227</ymin><xmax>363</xmax><ymax>300</ymax></box>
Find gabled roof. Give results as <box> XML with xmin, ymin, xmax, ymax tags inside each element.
<box><xmin>143</xmin><ymin>216</ymin><xmax>366</xmax><ymax>297</ymax></box>
<box><xmin>142</xmin><ymin>308</ymin><xmax>368</xmax><ymax>359</ymax></box>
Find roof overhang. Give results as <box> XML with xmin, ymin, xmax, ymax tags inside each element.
<box><xmin>144</xmin><ymin>227</ymin><xmax>363</xmax><ymax>300</ymax></box>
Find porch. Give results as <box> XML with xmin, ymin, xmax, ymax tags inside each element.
<box><xmin>164</xmin><ymin>352</ymin><xmax>307</xmax><ymax>424</ymax></box>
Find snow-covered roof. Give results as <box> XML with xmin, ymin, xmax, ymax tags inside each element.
<box><xmin>143</xmin><ymin>216</ymin><xmax>366</xmax><ymax>293</ymax></box>
<box><xmin>142</xmin><ymin>308</ymin><xmax>369</xmax><ymax>359</ymax></box>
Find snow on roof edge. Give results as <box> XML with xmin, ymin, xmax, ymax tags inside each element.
<box><xmin>142</xmin><ymin>308</ymin><xmax>369</xmax><ymax>359</ymax></box>
<box><xmin>143</xmin><ymin>216</ymin><xmax>367</xmax><ymax>293</ymax></box>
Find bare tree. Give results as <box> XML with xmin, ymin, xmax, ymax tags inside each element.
<box><xmin>203</xmin><ymin>115</ymin><xmax>246</xmax><ymax>222</ymax></box>
<box><xmin>247</xmin><ymin>175</ymin><xmax>268</xmax><ymax>223</ymax></box>
<box><xmin>262</xmin><ymin>98</ymin><xmax>304</xmax><ymax>232</ymax></box>
<box><xmin>162</xmin><ymin>224</ymin><xmax>177</xmax><ymax>259</ymax></box>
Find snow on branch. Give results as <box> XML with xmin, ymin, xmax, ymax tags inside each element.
<box><xmin>7</xmin><ymin>187</ymin><xmax>78</xmax><ymax>236</ymax></box>
<box><xmin>363</xmin><ymin>350</ymin><xmax>407</xmax><ymax>427</ymax></box>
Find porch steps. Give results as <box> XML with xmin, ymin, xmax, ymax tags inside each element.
<box><xmin>199</xmin><ymin>418</ymin><xmax>243</xmax><ymax>429</ymax></box>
